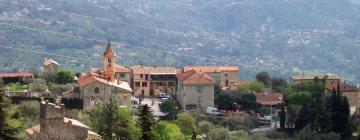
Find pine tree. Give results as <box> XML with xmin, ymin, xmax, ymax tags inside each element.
<box><xmin>138</xmin><ymin>104</ymin><xmax>155</xmax><ymax>140</ymax></box>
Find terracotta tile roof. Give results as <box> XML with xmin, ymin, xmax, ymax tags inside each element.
<box><xmin>177</xmin><ymin>70</ymin><xmax>215</xmax><ymax>85</ymax></box>
<box><xmin>131</xmin><ymin>65</ymin><xmax>176</xmax><ymax>75</ymax></box>
<box><xmin>255</xmin><ymin>93</ymin><xmax>283</xmax><ymax>106</ymax></box>
<box><xmin>64</xmin><ymin>117</ymin><xmax>89</xmax><ymax>129</ymax></box>
<box><xmin>183</xmin><ymin>66</ymin><xmax>239</xmax><ymax>73</ymax></box>
<box><xmin>115</xmin><ymin>65</ymin><xmax>130</xmax><ymax>73</ymax></box>
<box><xmin>0</xmin><ymin>73</ymin><xmax>33</xmax><ymax>78</ymax></box>
<box><xmin>78</xmin><ymin>73</ymin><xmax>132</xmax><ymax>92</ymax></box>
<box><xmin>343</xmin><ymin>91</ymin><xmax>360</xmax><ymax>107</ymax></box>
<box><xmin>43</xmin><ymin>58</ymin><xmax>60</xmax><ymax>66</ymax></box>
<box><xmin>25</xmin><ymin>125</ymin><xmax>40</xmax><ymax>135</ymax></box>
<box><xmin>90</xmin><ymin>65</ymin><xmax>130</xmax><ymax>73</ymax></box>
<box><xmin>291</xmin><ymin>75</ymin><xmax>340</xmax><ymax>80</ymax></box>
<box><xmin>325</xmin><ymin>80</ymin><xmax>360</xmax><ymax>92</ymax></box>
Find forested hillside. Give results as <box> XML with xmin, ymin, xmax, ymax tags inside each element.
<box><xmin>0</xmin><ymin>0</ymin><xmax>360</xmax><ymax>82</ymax></box>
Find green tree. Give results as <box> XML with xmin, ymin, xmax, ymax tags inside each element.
<box><xmin>287</xmin><ymin>92</ymin><xmax>312</xmax><ymax>106</ymax></box>
<box><xmin>152</xmin><ymin>121</ymin><xmax>185</xmax><ymax>140</ymax></box>
<box><xmin>0</xmin><ymin>90</ymin><xmax>24</xmax><ymax>139</ymax></box>
<box><xmin>208</xmin><ymin>127</ymin><xmax>230</xmax><ymax>140</ymax></box>
<box><xmin>236</xmin><ymin>93</ymin><xmax>260</xmax><ymax>112</ymax></box>
<box><xmin>138</xmin><ymin>104</ymin><xmax>156</xmax><ymax>140</ymax></box>
<box><xmin>329</xmin><ymin>88</ymin><xmax>352</xmax><ymax>139</ymax></box>
<box><xmin>89</xmin><ymin>99</ymin><xmax>140</xmax><ymax>140</ymax></box>
<box><xmin>239</xmin><ymin>81</ymin><xmax>266</xmax><ymax>93</ymax></box>
<box><xmin>54</xmin><ymin>70</ymin><xmax>74</xmax><ymax>84</ymax></box>
<box><xmin>159</xmin><ymin>100</ymin><xmax>180</xmax><ymax>113</ymax></box>
<box><xmin>256</xmin><ymin>72</ymin><xmax>271</xmax><ymax>87</ymax></box>
<box><xmin>271</xmin><ymin>77</ymin><xmax>287</xmax><ymax>92</ymax></box>
<box><xmin>198</xmin><ymin>121</ymin><xmax>214</xmax><ymax>140</ymax></box>
<box><xmin>29</xmin><ymin>78</ymin><xmax>48</xmax><ymax>92</ymax></box>
<box><xmin>175</xmin><ymin>112</ymin><xmax>196</xmax><ymax>136</ymax></box>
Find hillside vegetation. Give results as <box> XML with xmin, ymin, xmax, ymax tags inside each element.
<box><xmin>0</xmin><ymin>0</ymin><xmax>360</xmax><ymax>82</ymax></box>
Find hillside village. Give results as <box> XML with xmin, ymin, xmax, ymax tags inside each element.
<box><xmin>0</xmin><ymin>41</ymin><xmax>360</xmax><ymax>140</ymax></box>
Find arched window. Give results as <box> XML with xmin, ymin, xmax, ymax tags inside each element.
<box><xmin>94</xmin><ymin>87</ymin><xmax>99</xmax><ymax>94</ymax></box>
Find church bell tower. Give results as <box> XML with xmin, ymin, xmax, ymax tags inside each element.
<box><xmin>103</xmin><ymin>40</ymin><xmax>116</xmax><ymax>81</ymax></box>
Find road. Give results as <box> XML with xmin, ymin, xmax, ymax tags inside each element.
<box><xmin>141</xmin><ymin>98</ymin><xmax>166</xmax><ymax>117</ymax></box>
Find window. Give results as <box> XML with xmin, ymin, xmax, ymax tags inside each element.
<box><xmin>225</xmin><ymin>73</ymin><xmax>229</xmax><ymax>77</ymax></box>
<box><xmin>145</xmin><ymin>74</ymin><xmax>149</xmax><ymax>80</ymax></box>
<box><xmin>140</xmin><ymin>74</ymin><xmax>143</xmax><ymax>78</ymax></box>
<box><xmin>108</xmin><ymin>58</ymin><xmax>112</xmax><ymax>67</ymax></box>
<box><xmin>120</xmin><ymin>73</ymin><xmax>125</xmax><ymax>78</ymax></box>
<box><xmin>142</xmin><ymin>82</ymin><xmax>148</xmax><ymax>87</ymax></box>
<box><xmin>196</xmin><ymin>86</ymin><xmax>203</xmax><ymax>92</ymax></box>
<box><xmin>135</xmin><ymin>82</ymin><xmax>140</xmax><ymax>87</ymax></box>
<box><xmin>225</xmin><ymin>80</ymin><xmax>229</xmax><ymax>86</ymax></box>
<box><xmin>94</xmin><ymin>87</ymin><xmax>99</xmax><ymax>94</ymax></box>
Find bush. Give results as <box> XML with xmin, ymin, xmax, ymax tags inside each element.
<box><xmin>208</xmin><ymin>127</ymin><xmax>230</xmax><ymax>140</ymax></box>
<box><xmin>49</xmin><ymin>83</ymin><xmax>73</xmax><ymax>94</ymax></box>
<box><xmin>295</xmin><ymin>125</ymin><xmax>340</xmax><ymax>140</ymax></box>
<box><xmin>159</xmin><ymin>100</ymin><xmax>180</xmax><ymax>113</ymax></box>
<box><xmin>18</xmin><ymin>101</ymin><xmax>40</xmax><ymax>128</ymax></box>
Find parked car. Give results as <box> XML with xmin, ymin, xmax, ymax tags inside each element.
<box><xmin>206</xmin><ymin>107</ymin><xmax>220</xmax><ymax>115</ymax></box>
<box><xmin>160</xmin><ymin>93</ymin><xmax>171</xmax><ymax>99</ymax></box>
<box><xmin>131</xmin><ymin>96</ymin><xmax>139</xmax><ymax>104</ymax></box>
<box><xmin>160</xmin><ymin>97</ymin><xmax>170</xmax><ymax>103</ymax></box>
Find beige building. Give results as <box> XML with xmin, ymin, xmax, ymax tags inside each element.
<box><xmin>290</xmin><ymin>75</ymin><xmax>340</xmax><ymax>85</ymax></box>
<box><xmin>43</xmin><ymin>58</ymin><xmax>60</xmax><ymax>78</ymax></box>
<box><xmin>77</xmin><ymin>41</ymin><xmax>132</xmax><ymax>108</ymax></box>
<box><xmin>177</xmin><ymin>70</ymin><xmax>216</xmax><ymax>111</ymax></box>
<box><xmin>131</xmin><ymin>65</ymin><xmax>177</xmax><ymax>98</ymax></box>
<box><xmin>25</xmin><ymin>99</ymin><xmax>101</xmax><ymax>140</ymax></box>
<box><xmin>183</xmin><ymin>66</ymin><xmax>239</xmax><ymax>90</ymax></box>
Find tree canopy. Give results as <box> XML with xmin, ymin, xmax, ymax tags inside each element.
<box><xmin>89</xmin><ymin>99</ymin><xmax>140</xmax><ymax>140</ymax></box>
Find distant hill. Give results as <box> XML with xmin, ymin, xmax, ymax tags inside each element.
<box><xmin>0</xmin><ymin>0</ymin><xmax>360</xmax><ymax>82</ymax></box>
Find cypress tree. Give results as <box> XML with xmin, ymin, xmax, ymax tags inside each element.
<box><xmin>138</xmin><ymin>104</ymin><xmax>155</xmax><ymax>140</ymax></box>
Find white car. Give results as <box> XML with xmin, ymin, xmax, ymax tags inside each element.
<box><xmin>160</xmin><ymin>97</ymin><xmax>170</xmax><ymax>103</ymax></box>
<box><xmin>206</xmin><ymin>107</ymin><xmax>220</xmax><ymax>115</ymax></box>
<box><xmin>160</xmin><ymin>93</ymin><xmax>171</xmax><ymax>99</ymax></box>
<box><xmin>131</xmin><ymin>96</ymin><xmax>139</xmax><ymax>104</ymax></box>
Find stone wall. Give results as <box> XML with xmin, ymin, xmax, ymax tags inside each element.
<box><xmin>27</xmin><ymin>100</ymin><xmax>89</xmax><ymax>140</ymax></box>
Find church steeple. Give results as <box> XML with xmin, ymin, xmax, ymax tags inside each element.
<box><xmin>103</xmin><ymin>40</ymin><xmax>116</xmax><ymax>81</ymax></box>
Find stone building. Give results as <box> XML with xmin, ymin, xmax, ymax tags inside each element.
<box><xmin>183</xmin><ymin>66</ymin><xmax>239</xmax><ymax>90</ymax></box>
<box><xmin>77</xmin><ymin>41</ymin><xmax>132</xmax><ymax>108</ymax></box>
<box><xmin>176</xmin><ymin>70</ymin><xmax>215</xmax><ymax>111</ymax></box>
<box><xmin>42</xmin><ymin>58</ymin><xmax>60</xmax><ymax>79</ymax></box>
<box><xmin>25</xmin><ymin>99</ymin><xmax>101</xmax><ymax>140</ymax></box>
<box><xmin>131</xmin><ymin>65</ymin><xmax>177</xmax><ymax>98</ymax></box>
